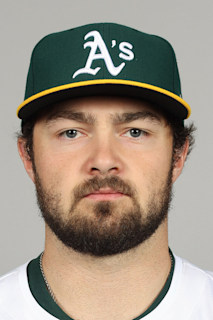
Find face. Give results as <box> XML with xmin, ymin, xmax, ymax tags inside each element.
<box><xmin>20</xmin><ymin>97</ymin><xmax>182</xmax><ymax>256</ymax></box>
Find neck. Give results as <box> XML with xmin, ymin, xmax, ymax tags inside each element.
<box><xmin>42</xmin><ymin>221</ymin><xmax>171</xmax><ymax>320</ymax></box>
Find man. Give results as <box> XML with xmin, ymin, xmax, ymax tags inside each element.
<box><xmin>0</xmin><ymin>22</ymin><xmax>212</xmax><ymax>319</ymax></box>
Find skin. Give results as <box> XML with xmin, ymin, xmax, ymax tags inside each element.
<box><xmin>18</xmin><ymin>96</ymin><xmax>188</xmax><ymax>320</ymax></box>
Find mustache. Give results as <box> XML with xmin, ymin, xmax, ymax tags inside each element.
<box><xmin>73</xmin><ymin>176</ymin><xmax>135</xmax><ymax>201</ymax></box>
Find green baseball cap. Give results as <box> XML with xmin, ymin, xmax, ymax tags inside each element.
<box><xmin>17</xmin><ymin>22</ymin><xmax>191</xmax><ymax>121</ymax></box>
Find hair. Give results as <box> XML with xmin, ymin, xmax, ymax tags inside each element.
<box><xmin>165</xmin><ymin>115</ymin><xmax>195</xmax><ymax>163</ymax></box>
<box><xmin>18</xmin><ymin>100</ymin><xmax>196</xmax><ymax>164</ymax></box>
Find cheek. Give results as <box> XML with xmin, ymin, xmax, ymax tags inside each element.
<box><xmin>129</xmin><ymin>145</ymin><xmax>173</xmax><ymax>194</ymax></box>
<box><xmin>33</xmin><ymin>143</ymin><xmax>81</xmax><ymax>193</ymax></box>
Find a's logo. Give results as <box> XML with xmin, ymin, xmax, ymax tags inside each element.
<box><xmin>73</xmin><ymin>30</ymin><xmax>134</xmax><ymax>79</ymax></box>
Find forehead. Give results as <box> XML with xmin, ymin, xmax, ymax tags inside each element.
<box><xmin>40</xmin><ymin>96</ymin><xmax>166</xmax><ymax>124</ymax></box>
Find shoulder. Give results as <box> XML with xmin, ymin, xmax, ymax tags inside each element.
<box><xmin>0</xmin><ymin>264</ymin><xmax>26</xmax><ymax>293</ymax></box>
<box><xmin>0</xmin><ymin>263</ymin><xmax>58</xmax><ymax>320</ymax></box>
<box><xmin>148</xmin><ymin>255</ymin><xmax>213</xmax><ymax>319</ymax></box>
<box><xmin>0</xmin><ymin>262</ymin><xmax>29</xmax><ymax>286</ymax></box>
<box><xmin>0</xmin><ymin>264</ymin><xmax>29</xmax><ymax>318</ymax></box>
<box><xmin>173</xmin><ymin>256</ymin><xmax>213</xmax><ymax>318</ymax></box>
<box><xmin>178</xmin><ymin>255</ymin><xmax>213</xmax><ymax>286</ymax></box>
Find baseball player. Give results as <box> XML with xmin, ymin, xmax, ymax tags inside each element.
<box><xmin>0</xmin><ymin>23</ymin><xmax>213</xmax><ymax>319</ymax></box>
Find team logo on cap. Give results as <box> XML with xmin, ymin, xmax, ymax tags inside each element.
<box><xmin>73</xmin><ymin>30</ymin><xmax>134</xmax><ymax>79</ymax></box>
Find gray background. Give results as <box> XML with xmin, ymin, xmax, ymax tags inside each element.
<box><xmin>1</xmin><ymin>0</ymin><xmax>212</xmax><ymax>276</ymax></box>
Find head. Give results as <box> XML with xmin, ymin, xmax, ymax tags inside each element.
<box><xmin>18</xmin><ymin>96</ymin><xmax>195</xmax><ymax>256</ymax></box>
<box><xmin>17</xmin><ymin>23</ymin><xmax>195</xmax><ymax>256</ymax></box>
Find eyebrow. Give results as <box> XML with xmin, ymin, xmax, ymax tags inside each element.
<box><xmin>45</xmin><ymin>110</ymin><xmax>96</xmax><ymax>125</ymax></box>
<box><xmin>45</xmin><ymin>110</ymin><xmax>161</xmax><ymax>126</ymax></box>
<box><xmin>111</xmin><ymin>111</ymin><xmax>161</xmax><ymax>125</ymax></box>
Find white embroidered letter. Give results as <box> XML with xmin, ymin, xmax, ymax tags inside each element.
<box><xmin>73</xmin><ymin>31</ymin><xmax>127</xmax><ymax>78</ymax></box>
<box><xmin>119</xmin><ymin>42</ymin><xmax>134</xmax><ymax>61</ymax></box>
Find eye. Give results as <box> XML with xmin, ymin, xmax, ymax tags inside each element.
<box><xmin>60</xmin><ymin>129</ymin><xmax>83</xmax><ymax>139</ymax></box>
<box><xmin>124</xmin><ymin>128</ymin><xmax>147</xmax><ymax>138</ymax></box>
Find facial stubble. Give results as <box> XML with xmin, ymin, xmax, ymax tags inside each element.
<box><xmin>34</xmin><ymin>168</ymin><xmax>173</xmax><ymax>257</ymax></box>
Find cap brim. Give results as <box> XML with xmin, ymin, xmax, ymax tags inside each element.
<box><xmin>17</xmin><ymin>79</ymin><xmax>191</xmax><ymax>120</ymax></box>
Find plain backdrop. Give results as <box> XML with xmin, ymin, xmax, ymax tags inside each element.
<box><xmin>1</xmin><ymin>0</ymin><xmax>213</xmax><ymax>275</ymax></box>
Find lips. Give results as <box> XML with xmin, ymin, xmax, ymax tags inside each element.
<box><xmin>90</xmin><ymin>188</ymin><xmax>122</xmax><ymax>194</ymax></box>
<box><xmin>84</xmin><ymin>188</ymin><xmax>125</xmax><ymax>200</ymax></box>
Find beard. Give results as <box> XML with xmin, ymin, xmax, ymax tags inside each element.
<box><xmin>34</xmin><ymin>166</ymin><xmax>173</xmax><ymax>257</ymax></box>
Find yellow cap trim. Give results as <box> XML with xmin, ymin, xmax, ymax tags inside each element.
<box><xmin>17</xmin><ymin>79</ymin><xmax>191</xmax><ymax>118</ymax></box>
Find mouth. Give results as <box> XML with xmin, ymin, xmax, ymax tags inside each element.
<box><xmin>84</xmin><ymin>188</ymin><xmax>126</xmax><ymax>201</ymax></box>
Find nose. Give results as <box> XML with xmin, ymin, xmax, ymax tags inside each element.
<box><xmin>83</xmin><ymin>136</ymin><xmax>124</xmax><ymax>176</ymax></box>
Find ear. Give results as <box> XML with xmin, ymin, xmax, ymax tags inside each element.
<box><xmin>172</xmin><ymin>139</ymin><xmax>189</xmax><ymax>183</ymax></box>
<box><xmin>17</xmin><ymin>138</ymin><xmax>35</xmax><ymax>183</ymax></box>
